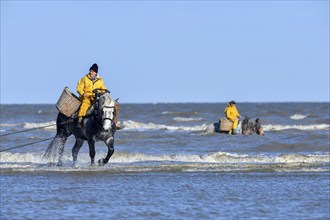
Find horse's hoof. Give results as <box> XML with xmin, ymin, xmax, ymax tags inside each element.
<box><xmin>56</xmin><ymin>161</ymin><xmax>63</xmax><ymax>167</ymax></box>
<box><xmin>72</xmin><ymin>161</ymin><xmax>78</xmax><ymax>168</ymax></box>
<box><xmin>98</xmin><ymin>159</ymin><xmax>105</xmax><ymax>167</ymax></box>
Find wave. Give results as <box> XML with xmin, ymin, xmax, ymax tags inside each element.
<box><xmin>120</xmin><ymin>120</ymin><xmax>208</xmax><ymax>132</ymax></box>
<box><xmin>161</xmin><ymin>111</ymin><xmax>199</xmax><ymax>116</ymax></box>
<box><xmin>262</xmin><ymin>124</ymin><xmax>330</xmax><ymax>131</ymax></box>
<box><xmin>0</xmin><ymin>121</ymin><xmax>57</xmax><ymax>131</ymax></box>
<box><xmin>1</xmin><ymin>120</ymin><xmax>329</xmax><ymax>134</ymax></box>
<box><xmin>173</xmin><ymin>117</ymin><xmax>204</xmax><ymax>122</ymax></box>
<box><xmin>290</xmin><ymin>114</ymin><xmax>308</xmax><ymax>120</ymax></box>
<box><xmin>120</xmin><ymin>121</ymin><xmax>330</xmax><ymax>132</ymax></box>
<box><xmin>23</xmin><ymin>121</ymin><xmax>56</xmax><ymax>130</ymax></box>
<box><xmin>0</xmin><ymin>123</ymin><xmax>20</xmax><ymax>127</ymax></box>
<box><xmin>1</xmin><ymin>151</ymin><xmax>329</xmax><ymax>173</ymax></box>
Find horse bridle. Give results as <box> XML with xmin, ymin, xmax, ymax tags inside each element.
<box><xmin>100</xmin><ymin>105</ymin><xmax>116</xmax><ymax>124</ymax></box>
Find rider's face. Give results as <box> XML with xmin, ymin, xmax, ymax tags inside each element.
<box><xmin>89</xmin><ymin>70</ymin><xmax>97</xmax><ymax>78</ymax></box>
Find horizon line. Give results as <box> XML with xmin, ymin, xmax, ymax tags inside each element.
<box><xmin>1</xmin><ymin>101</ymin><xmax>329</xmax><ymax>105</ymax></box>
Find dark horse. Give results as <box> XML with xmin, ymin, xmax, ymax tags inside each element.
<box><xmin>241</xmin><ymin>117</ymin><xmax>264</xmax><ymax>135</ymax></box>
<box><xmin>44</xmin><ymin>89</ymin><xmax>118</xmax><ymax>166</ymax></box>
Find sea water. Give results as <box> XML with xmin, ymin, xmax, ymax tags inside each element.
<box><xmin>1</xmin><ymin>103</ymin><xmax>329</xmax><ymax>219</ymax></box>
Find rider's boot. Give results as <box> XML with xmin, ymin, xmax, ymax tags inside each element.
<box><xmin>77</xmin><ymin>117</ymin><xmax>83</xmax><ymax>128</ymax></box>
<box><xmin>228</xmin><ymin>129</ymin><xmax>233</xmax><ymax>135</ymax></box>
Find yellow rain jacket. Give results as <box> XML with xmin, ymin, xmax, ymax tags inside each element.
<box><xmin>77</xmin><ymin>74</ymin><xmax>106</xmax><ymax>117</ymax></box>
<box><xmin>224</xmin><ymin>104</ymin><xmax>241</xmax><ymax>129</ymax></box>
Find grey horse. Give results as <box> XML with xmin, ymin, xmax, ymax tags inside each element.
<box><xmin>213</xmin><ymin>117</ymin><xmax>264</xmax><ymax>135</ymax></box>
<box><xmin>44</xmin><ymin>90</ymin><xmax>118</xmax><ymax>166</ymax></box>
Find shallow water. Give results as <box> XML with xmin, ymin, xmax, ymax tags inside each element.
<box><xmin>1</xmin><ymin>103</ymin><xmax>329</xmax><ymax>219</ymax></box>
<box><xmin>1</xmin><ymin>172</ymin><xmax>329</xmax><ymax>219</ymax></box>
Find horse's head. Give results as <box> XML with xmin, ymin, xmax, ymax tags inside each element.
<box><xmin>254</xmin><ymin>118</ymin><xmax>265</xmax><ymax>136</ymax></box>
<box><xmin>98</xmin><ymin>93</ymin><xmax>116</xmax><ymax>131</ymax></box>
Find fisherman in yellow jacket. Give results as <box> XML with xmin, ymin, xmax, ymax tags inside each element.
<box><xmin>77</xmin><ymin>63</ymin><xmax>106</xmax><ymax>128</ymax></box>
<box><xmin>224</xmin><ymin>101</ymin><xmax>241</xmax><ymax>133</ymax></box>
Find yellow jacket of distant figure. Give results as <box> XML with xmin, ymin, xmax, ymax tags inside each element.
<box><xmin>76</xmin><ymin>74</ymin><xmax>106</xmax><ymax>100</ymax></box>
<box><xmin>224</xmin><ymin>104</ymin><xmax>241</xmax><ymax>121</ymax></box>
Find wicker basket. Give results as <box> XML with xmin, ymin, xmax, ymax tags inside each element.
<box><xmin>56</xmin><ymin>87</ymin><xmax>81</xmax><ymax>117</ymax></box>
<box><xmin>220</xmin><ymin>118</ymin><xmax>233</xmax><ymax>131</ymax></box>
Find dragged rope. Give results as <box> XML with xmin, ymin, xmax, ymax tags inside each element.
<box><xmin>0</xmin><ymin>124</ymin><xmax>56</xmax><ymax>137</ymax></box>
<box><xmin>0</xmin><ymin>137</ymin><xmax>54</xmax><ymax>152</ymax></box>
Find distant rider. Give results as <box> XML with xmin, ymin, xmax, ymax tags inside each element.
<box><xmin>224</xmin><ymin>101</ymin><xmax>241</xmax><ymax>134</ymax></box>
<box><xmin>76</xmin><ymin>63</ymin><xmax>106</xmax><ymax>128</ymax></box>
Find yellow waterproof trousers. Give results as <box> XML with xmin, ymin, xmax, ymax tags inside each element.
<box><xmin>78</xmin><ymin>98</ymin><xmax>91</xmax><ymax>117</ymax></box>
<box><xmin>227</xmin><ymin>118</ymin><xmax>239</xmax><ymax>130</ymax></box>
<box><xmin>232</xmin><ymin>119</ymin><xmax>239</xmax><ymax>130</ymax></box>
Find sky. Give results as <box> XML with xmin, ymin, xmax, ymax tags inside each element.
<box><xmin>1</xmin><ymin>0</ymin><xmax>329</xmax><ymax>104</ymax></box>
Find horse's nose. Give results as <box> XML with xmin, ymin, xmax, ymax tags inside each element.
<box><xmin>103</xmin><ymin>120</ymin><xmax>111</xmax><ymax>131</ymax></box>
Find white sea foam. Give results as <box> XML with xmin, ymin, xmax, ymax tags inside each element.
<box><xmin>23</xmin><ymin>121</ymin><xmax>56</xmax><ymax>130</ymax></box>
<box><xmin>161</xmin><ymin>111</ymin><xmax>198</xmax><ymax>115</ymax></box>
<box><xmin>1</xmin><ymin>151</ymin><xmax>329</xmax><ymax>168</ymax></box>
<box><xmin>2</xmin><ymin>120</ymin><xmax>329</xmax><ymax>134</ymax></box>
<box><xmin>173</xmin><ymin>117</ymin><xmax>204</xmax><ymax>122</ymax></box>
<box><xmin>120</xmin><ymin>120</ymin><xmax>329</xmax><ymax>133</ymax></box>
<box><xmin>121</xmin><ymin>120</ymin><xmax>208</xmax><ymax>132</ymax></box>
<box><xmin>0</xmin><ymin>152</ymin><xmax>47</xmax><ymax>163</ymax></box>
<box><xmin>290</xmin><ymin>114</ymin><xmax>308</xmax><ymax>120</ymax></box>
<box><xmin>0</xmin><ymin>123</ymin><xmax>20</xmax><ymax>127</ymax></box>
<box><xmin>262</xmin><ymin>124</ymin><xmax>330</xmax><ymax>131</ymax></box>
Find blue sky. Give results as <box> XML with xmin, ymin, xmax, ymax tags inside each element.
<box><xmin>1</xmin><ymin>1</ymin><xmax>329</xmax><ymax>104</ymax></box>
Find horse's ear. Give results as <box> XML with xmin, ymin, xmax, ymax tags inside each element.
<box><xmin>115</xmin><ymin>98</ymin><xmax>119</xmax><ymax>102</ymax></box>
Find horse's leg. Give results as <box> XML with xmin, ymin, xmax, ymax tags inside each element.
<box><xmin>98</xmin><ymin>137</ymin><xmax>114</xmax><ymax>166</ymax></box>
<box><xmin>87</xmin><ymin>140</ymin><xmax>96</xmax><ymax>166</ymax></box>
<box><xmin>72</xmin><ymin>138</ymin><xmax>84</xmax><ymax>166</ymax></box>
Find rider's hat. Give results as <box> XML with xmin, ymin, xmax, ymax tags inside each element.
<box><xmin>229</xmin><ymin>101</ymin><xmax>236</xmax><ymax>105</ymax></box>
<box><xmin>89</xmin><ymin>63</ymin><xmax>98</xmax><ymax>73</ymax></box>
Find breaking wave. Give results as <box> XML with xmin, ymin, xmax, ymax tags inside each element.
<box><xmin>0</xmin><ymin>121</ymin><xmax>56</xmax><ymax>131</ymax></box>
<box><xmin>262</xmin><ymin>124</ymin><xmax>330</xmax><ymax>131</ymax></box>
<box><xmin>1</xmin><ymin>151</ymin><xmax>329</xmax><ymax>173</ymax></box>
<box><xmin>23</xmin><ymin>121</ymin><xmax>56</xmax><ymax>130</ymax></box>
<box><xmin>120</xmin><ymin>120</ymin><xmax>208</xmax><ymax>132</ymax></box>
<box><xmin>161</xmin><ymin>111</ymin><xmax>199</xmax><ymax>116</ymax></box>
<box><xmin>1</xmin><ymin>120</ymin><xmax>329</xmax><ymax>134</ymax></box>
<box><xmin>121</xmin><ymin>121</ymin><xmax>329</xmax><ymax>132</ymax></box>
<box><xmin>173</xmin><ymin>117</ymin><xmax>204</xmax><ymax>122</ymax></box>
<box><xmin>0</xmin><ymin>123</ymin><xmax>20</xmax><ymax>127</ymax></box>
<box><xmin>290</xmin><ymin>114</ymin><xmax>308</xmax><ymax>120</ymax></box>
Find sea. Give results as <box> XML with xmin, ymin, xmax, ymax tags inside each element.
<box><xmin>0</xmin><ymin>102</ymin><xmax>329</xmax><ymax>219</ymax></box>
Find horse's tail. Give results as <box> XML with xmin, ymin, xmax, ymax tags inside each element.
<box><xmin>43</xmin><ymin>135</ymin><xmax>62</xmax><ymax>162</ymax></box>
<box><xmin>43</xmin><ymin>113</ymin><xmax>71</xmax><ymax>162</ymax></box>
